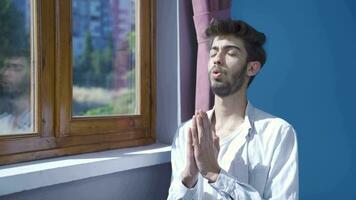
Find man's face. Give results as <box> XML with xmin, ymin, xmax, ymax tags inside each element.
<box><xmin>208</xmin><ymin>35</ymin><xmax>249</xmax><ymax>97</ymax></box>
<box><xmin>0</xmin><ymin>57</ymin><xmax>29</xmax><ymax>94</ymax></box>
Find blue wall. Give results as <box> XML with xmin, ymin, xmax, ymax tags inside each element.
<box><xmin>232</xmin><ymin>0</ymin><xmax>356</xmax><ymax>199</ymax></box>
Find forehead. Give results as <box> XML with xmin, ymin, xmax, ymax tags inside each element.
<box><xmin>211</xmin><ymin>35</ymin><xmax>246</xmax><ymax>50</ymax></box>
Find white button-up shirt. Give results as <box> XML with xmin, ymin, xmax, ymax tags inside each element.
<box><xmin>167</xmin><ymin>102</ymin><xmax>298</xmax><ymax>200</ymax></box>
<box><xmin>0</xmin><ymin>110</ymin><xmax>31</xmax><ymax>135</ymax></box>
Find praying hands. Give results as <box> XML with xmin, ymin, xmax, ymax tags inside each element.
<box><xmin>181</xmin><ymin>110</ymin><xmax>220</xmax><ymax>188</ymax></box>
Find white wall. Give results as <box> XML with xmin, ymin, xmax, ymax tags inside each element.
<box><xmin>156</xmin><ymin>0</ymin><xmax>180</xmax><ymax>144</ymax></box>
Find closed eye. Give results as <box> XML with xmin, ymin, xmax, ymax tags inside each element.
<box><xmin>227</xmin><ymin>50</ymin><xmax>238</xmax><ymax>56</ymax></box>
<box><xmin>209</xmin><ymin>50</ymin><xmax>217</xmax><ymax>57</ymax></box>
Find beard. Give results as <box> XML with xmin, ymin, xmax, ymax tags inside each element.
<box><xmin>0</xmin><ymin>76</ymin><xmax>30</xmax><ymax>100</ymax></box>
<box><xmin>209</xmin><ymin>63</ymin><xmax>248</xmax><ymax>97</ymax></box>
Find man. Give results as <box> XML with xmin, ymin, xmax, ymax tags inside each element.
<box><xmin>0</xmin><ymin>55</ymin><xmax>32</xmax><ymax>134</ymax></box>
<box><xmin>167</xmin><ymin>19</ymin><xmax>298</xmax><ymax>199</ymax></box>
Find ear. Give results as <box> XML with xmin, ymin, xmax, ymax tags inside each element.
<box><xmin>246</xmin><ymin>61</ymin><xmax>261</xmax><ymax>77</ymax></box>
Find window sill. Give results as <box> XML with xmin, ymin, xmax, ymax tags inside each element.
<box><xmin>0</xmin><ymin>143</ymin><xmax>171</xmax><ymax>196</ymax></box>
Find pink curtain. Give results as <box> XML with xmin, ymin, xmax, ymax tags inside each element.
<box><xmin>192</xmin><ymin>0</ymin><xmax>231</xmax><ymax>111</ymax></box>
<box><xmin>179</xmin><ymin>0</ymin><xmax>197</xmax><ymax>122</ymax></box>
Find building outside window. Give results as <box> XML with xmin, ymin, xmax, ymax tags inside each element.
<box><xmin>0</xmin><ymin>0</ymin><xmax>156</xmax><ymax>165</ymax></box>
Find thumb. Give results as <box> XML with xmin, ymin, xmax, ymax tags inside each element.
<box><xmin>187</xmin><ymin>128</ymin><xmax>195</xmax><ymax>159</ymax></box>
<box><xmin>212</xmin><ymin>129</ymin><xmax>219</xmax><ymax>148</ymax></box>
<box><xmin>213</xmin><ymin>134</ymin><xmax>220</xmax><ymax>152</ymax></box>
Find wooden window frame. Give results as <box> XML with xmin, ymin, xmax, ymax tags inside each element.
<box><xmin>0</xmin><ymin>0</ymin><xmax>156</xmax><ymax>165</ymax></box>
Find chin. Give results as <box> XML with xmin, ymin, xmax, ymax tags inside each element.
<box><xmin>212</xmin><ymin>90</ymin><xmax>231</xmax><ymax>98</ymax></box>
<box><xmin>211</xmin><ymin>84</ymin><xmax>232</xmax><ymax>97</ymax></box>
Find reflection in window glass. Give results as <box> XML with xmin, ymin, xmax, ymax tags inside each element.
<box><xmin>0</xmin><ymin>0</ymin><xmax>34</xmax><ymax>135</ymax></box>
<box><xmin>72</xmin><ymin>0</ymin><xmax>137</xmax><ymax>117</ymax></box>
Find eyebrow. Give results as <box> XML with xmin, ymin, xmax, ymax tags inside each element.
<box><xmin>211</xmin><ymin>45</ymin><xmax>241</xmax><ymax>52</ymax></box>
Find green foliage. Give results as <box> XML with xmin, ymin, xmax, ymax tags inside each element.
<box><xmin>83</xmin><ymin>88</ymin><xmax>136</xmax><ymax>116</ymax></box>
<box><xmin>127</xmin><ymin>31</ymin><xmax>135</xmax><ymax>53</ymax></box>
<box><xmin>0</xmin><ymin>0</ymin><xmax>28</xmax><ymax>69</ymax></box>
<box><xmin>112</xmin><ymin>89</ymin><xmax>136</xmax><ymax>114</ymax></box>
<box><xmin>83</xmin><ymin>104</ymin><xmax>114</xmax><ymax>116</ymax></box>
<box><xmin>125</xmin><ymin>68</ymin><xmax>135</xmax><ymax>86</ymax></box>
<box><xmin>74</xmin><ymin>31</ymin><xmax>113</xmax><ymax>88</ymax></box>
<box><xmin>73</xmin><ymin>29</ymin><xmax>137</xmax><ymax>116</ymax></box>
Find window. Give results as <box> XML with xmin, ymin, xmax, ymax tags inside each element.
<box><xmin>0</xmin><ymin>0</ymin><xmax>156</xmax><ymax>165</ymax></box>
<box><xmin>0</xmin><ymin>0</ymin><xmax>35</xmax><ymax>135</ymax></box>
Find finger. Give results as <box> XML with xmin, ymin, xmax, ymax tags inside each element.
<box><xmin>196</xmin><ymin>113</ymin><xmax>204</xmax><ymax>145</ymax></box>
<box><xmin>210</xmin><ymin>113</ymin><xmax>218</xmax><ymax>140</ymax></box>
<box><xmin>211</xmin><ymin>124</ymin><xmax>219</xmax><ymax>151</ymax></box>
<box><xmin>201</xmin><ymin>111</ymin><xmax>212</xmax><ymax>143</ymax></box>
<box><xmin>187</xmin><ymin>128</ymin><xmax>195</xmax><ymax>158</ymax></box>
<box><xmin>191</xmin><ymin>116</ymin><xmax>199</xmax><ymax>146</ymax></box>
<box><xmin>202</xmin><ymin>111</ymin><xmax>219</xmax><ymax>153</ymax></box>
<box><xmin>186</xmin><ymin>128</ymin><xmax>191</xmax><ymax>154</ymax></box>
<box><xmin>212</xmin><ymin>127</ymin><xmax>218</xmax><ymax>138</ymax></box>
<box><xmin>187</xmin><ymin>128</ymin><xmax>193</xmax><ymax>145</ymax></box>
<box><xmin>213</xmin><ymin>135</ymin><xmax>220</xmax><ymax>152</ymax></box>
<box><xmin>192</xmin><ymin>114</ymin><xmax>197</xmax><ymax>130</ymax></box>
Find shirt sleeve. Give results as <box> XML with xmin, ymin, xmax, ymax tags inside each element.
<box><xmin>167</xmin><ymin>123</ymin><xmax>198</xmax><ymax>200</ymax></box>
<box><xmin>209</xmin><ymin>125</ymin><xmax>299</xmax><ymax>200</ymax></box>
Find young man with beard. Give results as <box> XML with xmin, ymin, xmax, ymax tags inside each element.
<box><xmin>0</xmin><ymin>55</ymin><xmax>32</xmax><ymax>134</ymax></box>
<box><xmin>167</xmin><ymin>19</ymin><xmax>298</xmax><ymax>199</ymax></box>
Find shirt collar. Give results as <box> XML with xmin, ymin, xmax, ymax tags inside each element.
<box><xmin>245</xmin><ymin>101</ymin><xmax>255</xmax><ymax>133</ymax></box>
<box><xmin>207</xmin><ymin>101</ymin><xmax>255</xmax><ymax>135</ymax></box>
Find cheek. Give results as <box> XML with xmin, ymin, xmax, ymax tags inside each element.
<box><xmin>228</xmin><ymin>61</ymin><xmax>247</xmax><ymax>77</ymax></box>
<box><xmin>208</xmin><ymin>60</ymin><xmax>215</xmax><ymax>71</ymax></box>
<box><xmin>226</xmin><ymin>56</ymin><xmax>242</xmax><ymax>65</ymax></box>
<box><xmin>225</xmin><ymin>59</ymin><xmax>241</xmax><ymax>72</ymax></box>
<box><xmin>208</xmin><ymin>57</ymin><xmax>214</xmax><ymax>65</ymax></box>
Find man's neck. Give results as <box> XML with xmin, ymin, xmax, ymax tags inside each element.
<box><xmin>213</xmin><ymin>89</ymin><xmax>248</xmax><ymax>138</ymax></box>
<box><xmin>13</xmin><ymin>95</ymin><xmax>30</xmax><ymax>116</ymax></box>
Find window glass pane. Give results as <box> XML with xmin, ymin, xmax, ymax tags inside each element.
<box><xmin>0</xmin><ymin>0</ymin><xmax>34</xmax><ymax>135</ymax></box>
<box><xmin>72</xmin><ymin>0</ymin><xmax>137</xmax><ymax>117</ymax></box>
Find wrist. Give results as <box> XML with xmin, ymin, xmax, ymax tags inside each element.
<box><xmin>204</xmin><ymin>167</ymin><xmax>221</xmax><ymax>183</ymax></box>
<box><xmin>181</xmin><ymin>175</ymin><xmax>198</xmax><ymax>188</ymax></box>
<box><xmin>181</xmin><ymin>171</ymin><xmax>198</xmax><ymax>188</ymax></box>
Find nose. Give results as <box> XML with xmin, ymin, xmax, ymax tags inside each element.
<box><xmin>213</xmin><ymin>52</ymin><xmax>224</xmax><ymax>66</ymax></box>
<box><xmin>3</xmin><ymin>67</ymin><xmax>16</xmax><ymax>79</ymax></box>
<box><xmin>3</xmin><ymin>68</ymin><xmax>11</xmax><ymax>76</ymax></box>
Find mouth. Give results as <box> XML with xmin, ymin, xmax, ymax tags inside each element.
<box><xmin>211</xmin><ymin>69</ymin><xmax>223</xmax><ymax>79</ymax></box>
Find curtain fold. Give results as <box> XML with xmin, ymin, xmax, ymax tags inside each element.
<box><xmin>179</xmin><ymin>0</ymin><xmax>197</xmax><ymax>122</ymax></box>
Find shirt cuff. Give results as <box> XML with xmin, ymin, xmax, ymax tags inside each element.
<box><xmin>209</xmin><ymin>169</ymin><xmax>239</xmax><ymax>196</ymax></box>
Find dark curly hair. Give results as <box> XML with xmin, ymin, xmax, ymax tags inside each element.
<box><xmin>205</xmin><ymin>18</ymin><xmax>267</xmax><ymax>86</ymax></box>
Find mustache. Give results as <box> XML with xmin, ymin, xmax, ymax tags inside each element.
<box><xmin>209</xmin><ymin>65</ymin><xmax>227</xmax><ymax>74</ymax></box>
